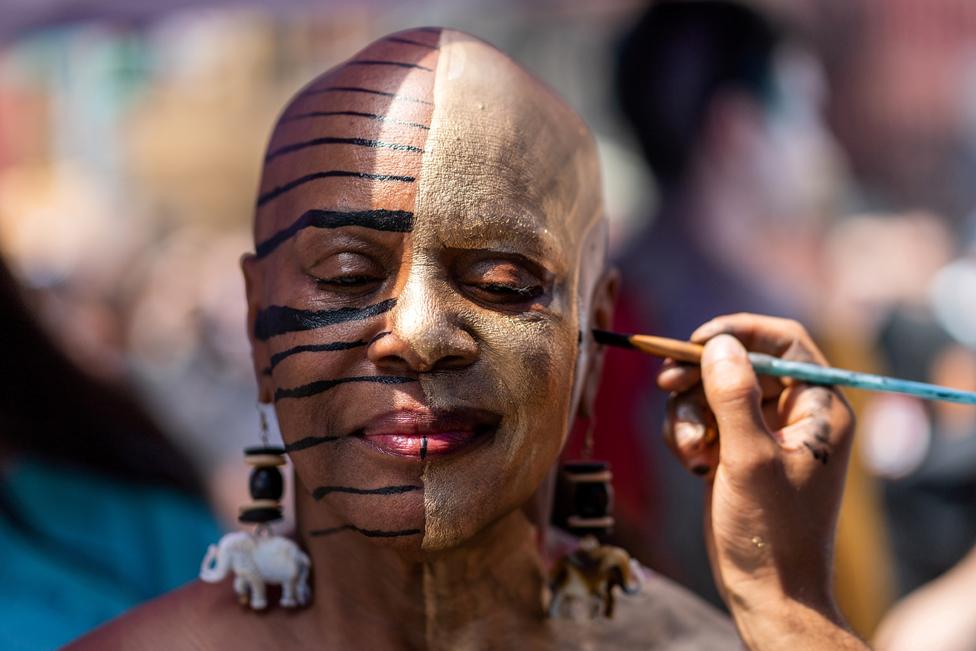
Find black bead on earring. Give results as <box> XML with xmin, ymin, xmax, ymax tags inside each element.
<box><xmin>549</xmin><ymin>418</ymin><xmax>644</xmax><ymax>620</ymax></box>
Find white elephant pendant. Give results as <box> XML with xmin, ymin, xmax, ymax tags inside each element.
<box><xmin>200</xmin><ymin>531</ymin><xmax>312</xmax><ymax>610</ymax></box>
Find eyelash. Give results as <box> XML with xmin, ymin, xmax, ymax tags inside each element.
<box><xmin>476</xmin><ymin>282</ymin><xmax>542</xmax><ymax>299</ymax></box>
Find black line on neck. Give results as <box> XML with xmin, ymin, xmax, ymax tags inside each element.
<box><xmin>385</xmin><ymin>37</ymin><xmax>439</xmax><ymax>50</ymax></box>
<box><xmin>275</xmin><ymin>375</ymin><xmax>415</xmax><ymax>402</ymax></box>
<box><xmin>255</xmin><ymin>209</ymin><xmax>413</xmax><ymax>259</ymax></box>
<box><xmin>257</xmin><ymin>171</ymin><xmax>415</xmax><ymax>208</ymax></box>
<box><xmin>308</xmin><ymin>525</ymin><xmax>423</xmax><ymax>538</ymax></box>
<box><xmin>284</xmin><ymin>435</ymin><xmax>340</xmax><ymax>453</ymax></box>
<box><xmin>312</xmin><ymin>484</ymin><xmax>421</xmax><ymax>500</ymax></box>
<box><xmin>269</xmin><ymin>339</ymin><xmax>367</xmax><ymax>371</ymax></box>
<box><xmin>302</xmin><ymin>86</ymin><xmax>433</xmax><ymax>106</ymax></box>
<box><xmin>420</xmin><ymin>436</ymin><xmax>428</xmax><ymax>460</ymax></box>
<box><xmin>278</xmin><ymin>110</ymin><xmax>430</xmax><ymax>130</ymax></box>
<box><xmin>265</xmin><ymin>136</ymin><xmax>424</xmax><ymax>163</ymax></box>
<box><xmin>348</xmin><ymin>60</ymin><xmax>433</xmax><ymax>71</ymax></box>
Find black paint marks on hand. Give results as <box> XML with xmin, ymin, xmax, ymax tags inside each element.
<box><xmin>265</xmin><ymin>136</ymin><xmax>424</xmax><ymax>163</ymax></box>
<box><xmin>419</xmin><ymin>436</ymin><xmax>428</xmax><ymax>461</ymax></box>
<box><xmin>309</xmin><ymin>524</ymin><xmax>423</xmax><ymax>538</ymax></box>
<box><xmin>312</xmin><ymin>484</ymin><xmax>421</xmax><ymax>500</ymax></box>
<box><xmin>255</xmin><ymin>298</ymin><xmax>396</xmax><ymax>341</ymax></box>
<box><xmin>269</xmin><ymin>339</ymin><xmax>368</xmax><ymax>371</ymax></box>
<box><xmin>275</xmin><ymin>375</ymin><xmax>415</xmax><ymax>402</ymax></box>
<box><xmin>255</xmin><ymin>209</ymin><xmax>413</xmax><ymax>259</ymax></box>
<box><xmin>285</xmin><ymin>435</ymin><xmax>340</xmax><ymax>453</ymax></box>
<box><xmin>803</xmin><ymin>441</ymin><xmax>830</xmax><ymax>465</ymax></box>
<box><xmin>278</xmin><ymin>110</ymin><xmax>430</xmax><ymax>131</ymax></box>
<box><xmin>348</xmin><ymin>59</ymin><xmax>433</xmax><ymax>72</ymax></box>
<box><xmin>301</xmin><ymin>86</ymin><xmax>433</xmax><ymax>106</ymax></box>
<box><xmin>257</xmin><ymin>171</ymin><xmax>415</xmax><ymax>208</ymax></box>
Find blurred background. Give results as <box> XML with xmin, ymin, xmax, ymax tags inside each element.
<box><xmin>2</xmin><ymin>0</ymin><xmax>976</xmax><ymax>646</ymax></box>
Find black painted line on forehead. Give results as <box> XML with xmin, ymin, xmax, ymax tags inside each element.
<box><xmin>385</xmin><ymin>37</ymin><xmax>439</xmax><ymax>50</ymax></box>
<box><xmin>257</xmin><ymin>171</ymin><xmax>415</xmax><ymax>208</ymax></box>
<box><xmin>302</xmin><ymin>86</ymin><xmax>433</xmax><ymax>106</ymax></box>
<box><xmin>308</xmin><ymin>524</ymin><xmax>422</xmax><ymax>538</ymax></box>
<box><xmin>312</xmin><ymin>484</ymin><xmax>421</xmax><ymax>500</ymax></box>
<box><xmin>269</xmin><ymin>339</ymin><xmax>367</xmax><ymax>371</ymax></box>
<box><xmin>255</xmin><ymin>209</ymin><xmax>413</xmax><ymax>259</ymax></box>
<box><xmin>265</xmin><ymin>136</ymin><xmax>424</xmax><ymax>163</ymax></box>
<box><xmin>275</xmin><ymin>375</ymin><xmax>415</xmax><ymax>402</ymax></box>
<box><xmin>255</xmin><ymin>297</ymin><xmax>396</xmax><ymax>341</ymax></box>
<box><xmin>348</xmin><ymin>60</ymin><xmax>433</xmax><ymax>72</ymax></box>
<box><xmin>284</xmin><ymin>435</ymin><xmax>340</xmax><ymax>452</ymax></box>
<box><xmin>278</xmin><ymin>111</ymin><xmax>430</xmax><ymax>131</ymax></box>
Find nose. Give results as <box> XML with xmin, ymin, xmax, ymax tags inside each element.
<box><xmin>367</xmin><ymin>284</ymin><xmax>478</xmax><ymax>374</ymax></box>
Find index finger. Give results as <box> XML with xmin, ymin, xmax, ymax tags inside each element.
<box><xmin>691</xmin><ymin>313</ymin><xmax>829</xmax><ymax>366</ymax></box>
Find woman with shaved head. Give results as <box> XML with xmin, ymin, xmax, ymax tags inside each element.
<box><xmin>71</xmin><ymin>29</ymin><xmax>867</xmax><ymax>649</ymax></box>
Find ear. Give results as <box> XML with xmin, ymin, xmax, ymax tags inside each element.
<box><xmin>577</xmin><ymin>265</ymin><xmax>620</xmax><ymax>420</ymax></box>
<box><xmin>241</xmin><ymin>252</ymin><xmax>274</xmax><ymax>404</ymax></box>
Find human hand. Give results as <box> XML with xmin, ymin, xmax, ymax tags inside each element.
<box><xmin>657</xmin><ymin>314</ymin><xmax>865</xmax><ymax>650</ymax></box>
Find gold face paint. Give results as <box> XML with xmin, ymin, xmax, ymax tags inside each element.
<box><xmin>243</xmin><ymin>28</ymin><xmax>606</xmax><ymax>553</ymax></box>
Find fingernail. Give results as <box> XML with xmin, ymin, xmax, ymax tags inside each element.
<box><xmin>705</xmin><ymin>334</ymin><xmax>745</xmax><ymax>363</ymax></box>
<box><xmin>674</xmin><ymin>421</ymin><xmax>706</xmax><ymax>448</ymax></box>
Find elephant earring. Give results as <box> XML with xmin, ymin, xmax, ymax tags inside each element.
<box><xmin>199</xmin><ymin>403</ymin><xmax>312</xmax><ymax>610</ymax></box>
<box><xmin>548</xmin><ymin>417</ymin><xmax>644</xmax><ymax>620</ymax></box>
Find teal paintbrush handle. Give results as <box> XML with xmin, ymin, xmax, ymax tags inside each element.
<box><xmin>747</xmin><ymin>353</ymin><xmax>976</xmax><ymax>405</ymax></box>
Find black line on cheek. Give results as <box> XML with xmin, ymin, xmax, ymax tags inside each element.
<box><xmin>255</xmin><ymin>209</ymin><xmax>413</xmax><ymax>259</ymax></box>
<box><xmin>312</xmin><ymin>484</ymin><xmax>421</xmax><ymax>500</ymax></box>
<box><xmin>256</xmin><ymin>171</ymin><xmax>415</xmax><ymax>208</ymax></box>
<box><xmin>278</xmin><ymin>110</ymin><xmax>430</xmax><ymax>130</ymax></box>
<box><xmin>420</xmin><ymin>436</ymin><xmax>428</xmax><ymax>460</ymax></box>
<box><xmin>348</xmin><ymin>59</ymin><xmax>433</xmax><ymax>71</ymax></box>
<box><xmin>265</xmin><ymin>136</ymin><xmax>424</xmax><ymax>163</ymax></box>
<box><xmin>308</xmin><ymin>525</ymin><xmax>422</xmax><ymax>538</ymax></box>
<box><xmin>302</xmin><ymin>86</ymin><xmax>433</xmax><ymax>106</ymax></box>
<box><xmin>269</xmin><ymin>339</ymin><xmax>368</xmax><ymax>371</ymax></box>
<box><xmin>255</xmin><ymin>298</ymin><xmax>396</xmax><ymax>341</ymax></box>
<box><xmin>284</xmin><ymin>435</ymin><xmax>340</xmax><ymax>452</ymax></box>
<box><xmin>275</xmin><ymin>375</ymin><xmax>416</xmax><ymax>402</ymax></box>
<box><xmin>384</xmin><ymin>37</ymin><xmax>439</xmax><ymax>50</ymax></box>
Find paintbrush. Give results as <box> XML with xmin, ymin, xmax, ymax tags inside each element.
<box><xmin>592</xmin><ymin>330</ymin><xmax>976</xmax><ymax>406</ymax></box>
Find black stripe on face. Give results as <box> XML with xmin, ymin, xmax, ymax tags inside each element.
<box><xmin>348</xmin><ymin>60</ymin><xmax>433</xmax><ymax>71</ymax></box>
<box><xmin>257</xmin><ymin>171</ymin><xmax>415</xmax><ymax>208</ymax></box>
<box><xmin>385</xmin><ymin>37</ymin><xmax>439</xmax><ymax>50</ymax></box>
<box><xmin>265</xmin><ymin>136</ymin><xmax>424</xmax><ymax>163</ymax></box>
<box><xmin>284</xmin><ymin>435</ymin><xmax>340</xmax><ymax>452</ymax></box>
<box><xmin>302</xmin><ymin>86</ymin><xmax>433</xmax><ymax>106</ymax></box>
<box><xmin>255</xmin><ymin>209</ymin><xmax>413</xmax><ymax>259</ymax></box>
<box><xmin>312</xmin><ymin>484</ymin><xmax>421</xmax><ymax>500</ymax></box>
<box><xmin>255</xmin><ymin>298</ymin><xmax>396</xmax><ymax>341</ymax></box>
<box><xmin>275</xmin><ymin>375</ymin><xmax>416</xmax><ymax>402</ymax></box>
<box><xmin>269</xmin><ymin>339</ymin><xmax>368</xmax><ymax>371</ymax></box>
<box><xmin>278</xmin><ymin>111</ymin><xmax>430</xmax><ymax>131</ymax></box>
<box><xmin>308</xmin><ymin>525</ymin><xmax>423</xmax><ymax>538</ymax></box>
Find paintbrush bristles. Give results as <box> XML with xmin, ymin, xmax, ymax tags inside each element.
<box><xmin>628</xmin><ymin>334</ymin><xmax>704</xmax><ymax>365</ymax></box>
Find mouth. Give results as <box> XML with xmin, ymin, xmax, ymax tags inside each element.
<box><xmin>354</xmin><ymin>407</ymin><xmax>500</xmax><ymax>460</ymax></box>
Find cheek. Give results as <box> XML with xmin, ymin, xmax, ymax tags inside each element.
<box><xmin>420</xmin><ymin>311</ymin><xmax>578</xmax><ymax>550</ymax></box>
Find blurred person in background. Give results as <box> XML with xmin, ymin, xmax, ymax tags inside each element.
<box><xmin>600</xmin><ymin>0</ymin><xmax>849</xmax><ymax>608</ymax></box>
<box><xmin>0</xmin><ymin>252</ymin><xmax>221</xmax><ymax>649</ymax></box>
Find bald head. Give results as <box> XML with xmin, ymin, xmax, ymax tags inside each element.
<box><xmin>244</xmin><ymin>29</ymin><xmax>613</xmax><ymax>553</ymax></box>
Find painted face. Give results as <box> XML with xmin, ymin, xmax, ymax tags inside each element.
<box><xmin>244</xmin><ymin>28</ymin><xmax>606</xmax><ymax>552</ymax></box>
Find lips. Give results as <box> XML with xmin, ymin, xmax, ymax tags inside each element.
<box><xmin>355</xmin><ymin>408</ymin><xmax>499</xmax><ymax>459</ymax></box>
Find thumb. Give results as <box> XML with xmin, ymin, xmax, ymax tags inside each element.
<box><xmin>700</xmin><ymin>334</ymin><xmax>773</xmax><ymax>464</ymax></box>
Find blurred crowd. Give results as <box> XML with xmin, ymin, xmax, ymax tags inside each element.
<box><xmin>2</xmin><ymin>0</ymin><xmax>976</xmax><ymax>648</ymax></box>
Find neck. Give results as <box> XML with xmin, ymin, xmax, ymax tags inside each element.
<box><xmin>295</xmin><ymin>488</ymin><xmax>550</xmax><ymax>650</ymax></box>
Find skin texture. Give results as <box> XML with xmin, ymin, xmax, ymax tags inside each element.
<box><xmin>68</xmin><ymin>28</ymin><xmax>862</xmax><ymax>651</ymax></box>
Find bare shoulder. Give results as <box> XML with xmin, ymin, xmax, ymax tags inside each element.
<box><xmin>554</xmin><ymin>568</ymin><xmax>742</xmax><ymax>650</ymax></box>
<box><xmin>64</xmin><ymin>580</ymin><xmax>278</xmax><ymax>651</ymax></box>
